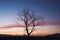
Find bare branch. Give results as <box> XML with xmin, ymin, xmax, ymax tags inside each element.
<box><xmin>29</xmin><ymin>22</ymin><xmax>35</xmax><ymax>35</ymax></box>
<box><xmin>16</xmin><ymin>8</ymin><xmax>44</xmax><ymax>37</ymax></box>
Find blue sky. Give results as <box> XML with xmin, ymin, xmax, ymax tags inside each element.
<box><xmin>0</xmin><ymin>0</ymin><xmax>60</xmax><ymax>26</ymax></box>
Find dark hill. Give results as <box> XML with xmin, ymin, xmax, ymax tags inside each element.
<box><xmin>0</xmin><ymin>33</ymin><xmax>60</xmax><ymax>40</ymax></box>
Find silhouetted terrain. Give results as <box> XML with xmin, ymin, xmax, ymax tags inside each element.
<box><xmin>0</xmin><ymin>33</ymin><xmax>60</xmax><ymax>40</ymax></box>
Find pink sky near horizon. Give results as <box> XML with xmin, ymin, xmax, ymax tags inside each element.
<box><xmin>0</xmin><ymin>21</ymin><xmax>60</xmax><ymax>27</ymax></box>
<box><xmin>0</xmin><ymin>25</ymin><xmax>60</xmax><ymax>36</ymax></box>
<box><xmin>0</xmin><ymin>22</ymin><xmax>60</xmax><ymax>36</ymax></box>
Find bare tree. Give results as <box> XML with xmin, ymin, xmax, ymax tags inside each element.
<box><xmin>16</xmin><ymin>9</ymin><xmax>44</xmax><ymax>37</ymax></box>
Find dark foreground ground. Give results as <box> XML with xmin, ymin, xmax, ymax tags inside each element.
<box><xmin>0</xmin><ymin>33</ymin><xmax>60</xmax><ymax>40</ymax></box>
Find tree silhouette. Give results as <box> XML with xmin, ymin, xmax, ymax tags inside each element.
<box><xmin>16</xmin><ymin>9</ymin><xmax>44</xmax><ymax>39</ymax></box>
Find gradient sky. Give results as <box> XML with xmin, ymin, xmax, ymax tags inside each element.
<box><xmin>0</xmin><ymin>0</ymin><xmax>60</xmax><ymax>36</ymax></box>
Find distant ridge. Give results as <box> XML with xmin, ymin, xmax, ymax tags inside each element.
<box><xmin>0</xmin><ymin>33</ymin><xmax>60</xmax><ymax>40</ymax></box>
<box><xmin>45</xmin><ymin>33</ymin><xmax>60</xmax><ymax>37</ymax></box>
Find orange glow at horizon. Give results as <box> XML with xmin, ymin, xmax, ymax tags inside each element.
<box><xmin>0</xmin><ymin>25</ymin><xmax>60</xmax><ymax>36</ymax></box>
<box><xmin>0</xmin><ymin>29</ymin><xmax>59</xmax><ymax>36</ymax></box>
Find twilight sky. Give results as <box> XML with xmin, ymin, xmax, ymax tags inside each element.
<box><xmin>0</xmin><ymin>0</ymin><xmax>60</xmax><ymax>36</ymax></box>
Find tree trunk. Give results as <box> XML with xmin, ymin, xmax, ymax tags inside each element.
<box><xmin>26</xmin><ymin>33</ymin><xmax>31</xmax><ymax>40</ymax></box>
<box><xmin>27</xmin><ymin>33</ymin><xmax>30</xmax><ymax>40</ymax></box>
